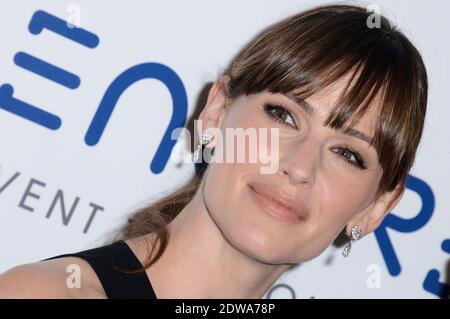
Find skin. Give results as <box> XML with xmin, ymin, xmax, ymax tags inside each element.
<box><xmin>0</xmin><ymin>74</ymin><xmax>404</xmax><ymax>298</ymax></box>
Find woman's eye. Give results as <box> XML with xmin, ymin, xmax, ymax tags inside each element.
<box><xmin>263</xmin><ymin>103</ymin><xmax>297</xmax><ymax>129</ymax></box>
<box><xmin>263</xmin><ymin>103</ymin><xmax>366</xmax><ymax>170</ymax></box>
<box><xmin>333</xmin><ymin>146</ymin><xmax>367</xmax><ymax>170</ymax></box>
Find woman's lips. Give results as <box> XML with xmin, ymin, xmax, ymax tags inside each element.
<box><xmin>247</xmin><ymin>183</ymin><xmax>309</xmax><ymax>224</ymax></box>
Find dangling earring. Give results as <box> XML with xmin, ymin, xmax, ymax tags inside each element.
<box><xmin>342</xmin><ymin>225</ymin><xmax>361</xmax><ymax>257</ymax></box>
<box><xmin>192</xmin><ymin>131</ymin><xmax>214</xmax><ymax>162</ymax></box>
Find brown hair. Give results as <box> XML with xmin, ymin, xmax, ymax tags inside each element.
<box><xmin>117</xmin><ymin>3</ymin><xmax>428</xmax><ymax>271</ymax></box>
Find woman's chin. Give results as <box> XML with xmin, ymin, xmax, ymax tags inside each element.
<box><xmin>222</xmin><ymin>226</ymin><xmax>298</xmax><ymax>264</ymax></box>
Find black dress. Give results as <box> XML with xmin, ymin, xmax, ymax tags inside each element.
<box><xmin>41</xmin><ymin>240</ymin><xmax>157</xmax><ymax>299</ymax></box>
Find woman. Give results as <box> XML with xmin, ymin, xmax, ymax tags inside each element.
<box><xmin>0</xmin><ymin>3</ymin><xmax>428</xmax><ymax>298</ymax></box>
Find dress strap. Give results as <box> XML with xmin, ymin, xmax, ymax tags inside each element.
<box><xmin>42</xmin><ymin>240</ymin><xmax>157</xmax><ymax>299</ymax></box>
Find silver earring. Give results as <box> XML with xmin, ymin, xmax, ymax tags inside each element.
<box><xmin>342</xmin><ymin>225</ymin><xmax>361</xmax><ymax>257</ymax></box>
<box><xmin>192</xmin><ymin>131</ymin><xmax>214</xmax><ymax>162</ymax></box>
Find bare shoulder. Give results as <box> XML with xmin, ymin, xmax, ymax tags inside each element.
<box><xmin>0</xmin><ymin>256</ymin><xmax>106</xmax><ymax>299</ymax></box>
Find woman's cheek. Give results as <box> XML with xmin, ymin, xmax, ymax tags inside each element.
<box><xmin>319</xmin><ymin>174</ymin><xmax>367</xmax><ymax>223</ymax></box>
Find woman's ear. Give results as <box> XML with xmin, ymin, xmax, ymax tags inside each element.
<box><xmin>197</xmin><ymin>75</ymin><xmax>231</xmax><ymax>148</ymax></box>
<box><xmin>346</xmin><ymin>183</ymin><xmax>405</xmax><ymax>238</ymax></box>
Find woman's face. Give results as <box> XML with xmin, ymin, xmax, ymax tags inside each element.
<box><xmin>201</xmin><ymin>76</ymin><xmax>389</xmax><ymax>264</ymax></box>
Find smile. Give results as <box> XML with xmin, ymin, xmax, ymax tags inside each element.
<box><xmin>247</xmin><ymin>183</ymin><xmax>308</xmax><ymax>224</ymax></box>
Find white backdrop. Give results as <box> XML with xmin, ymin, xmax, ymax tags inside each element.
<box><xmin>0</xmin><ymin>0</ymin><xmax>449</xmax><ymax>299</ymax></box>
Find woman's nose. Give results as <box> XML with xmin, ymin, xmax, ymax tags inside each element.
<box><xmin>277</xmin><ymin>139</ymin><xmax>319</xmax><ymax>186</ymax></box>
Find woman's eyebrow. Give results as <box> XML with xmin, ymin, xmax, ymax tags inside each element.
<box><xmin>342</xmin><ymin>127</ymin><xmax>373</xmax><ymax>144</ymax></box>
<box><xmin>283</xmin><ymin>93</ymin><xmax>314</xmax><ymax>115</ymax></box>
<box><xmin>282</xmin><ymin>93</ymin><xmax>373</xmax><ymax>145</ymax></box>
